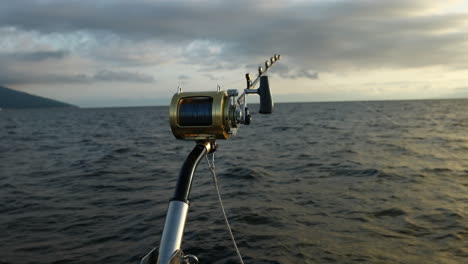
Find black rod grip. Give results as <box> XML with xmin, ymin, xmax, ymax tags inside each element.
<box><xmin>172</xmin><ymin>144</ymin><xmax>207</xmax><ymax>203</ymax></box>
<box><xmin>258</xmin><ymin>76</ymin><xmax>274</xmax><ymax>114</ymax></box>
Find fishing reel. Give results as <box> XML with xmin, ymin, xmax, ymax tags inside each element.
<box><xmin>169</xmin><ymin>54</ymin><xmax>280</xmax><ymax>140</ymax></box>
<box><xmin>141</xmin><ymin>55</ymin><xmax>281</xmax><ymax>264</ymax></box>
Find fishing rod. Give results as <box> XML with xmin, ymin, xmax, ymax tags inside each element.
<box><xmin>141</xmin><ymin>54</ymin><xmax>281</xmax><ymax>264</ymax></box>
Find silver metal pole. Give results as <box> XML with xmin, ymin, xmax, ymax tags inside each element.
<box><xmin>157</xmin><ymin>201</ymin><xmax>189</xmax><ymax>264</ymax></box>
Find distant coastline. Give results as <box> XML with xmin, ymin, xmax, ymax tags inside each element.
<box><xmin>0</xmin><ymin>86</ymin><xmax>77</xmax><ymax>109</ymax></box>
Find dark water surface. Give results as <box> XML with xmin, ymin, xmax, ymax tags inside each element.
<box><xmin>1</xmin><ymin>100</ymin><xmax>467</xmax><ymax>264</ymax></box>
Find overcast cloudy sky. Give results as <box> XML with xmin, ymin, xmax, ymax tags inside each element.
<box><xmin>1</xmin><ymin>0</ymin><xmax>468</xmax><ymax>107</ymax></box>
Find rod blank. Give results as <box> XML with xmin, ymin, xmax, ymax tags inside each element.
<box><xmin>247</xmin><ymin>54</ymin><xmax>280</xmax><ymax>89</ymax></box>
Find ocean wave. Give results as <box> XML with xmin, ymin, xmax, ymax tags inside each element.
<box><xmin>1</xmin><ymin>102</ymin><xmax>467</xmax><ymax>264</ymax></box>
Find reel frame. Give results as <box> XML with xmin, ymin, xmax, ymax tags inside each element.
<box><xmin>169</xmin><ymin>54</ymin><xmax>281</xmax><ymax>141</ymax></box>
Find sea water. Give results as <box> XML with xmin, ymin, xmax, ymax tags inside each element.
<box><xmin>1</xmin><ymin>100</ymin><xmax>467</xmax><ymax>263</ymax></box>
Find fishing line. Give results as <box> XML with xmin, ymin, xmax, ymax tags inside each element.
<box><xmin>206</xmin><ymin>153</ymin><xmax>245</xmax><ymax>264</ymax></box>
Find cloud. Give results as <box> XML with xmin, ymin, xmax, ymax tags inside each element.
<box><xmin>0</xmin><ymin>69</ymin><xmax>155</xmax><ymax>85</ymax></box>
<box><xmin>93</xmin><ymin>70</ymin><xmax>154</xmax><ymax>83</ymax></box>
<box><xmin>0</xmin><ymin>49</ymin><xmax>69</xmax><ymax>65</ymax></box>
<box><xmin>1</xmin><ymin>0</ymin><xmax>467</xmax><ymax>72</ymax></box>
<box><xmin>178</xmin><ymin>75</ymin><xmax>190</xmax><ymax>80</ymax></box>
<box><xmin>203</xmin><ymin>73</ymin><xmax>219</xmax><ymax>81</ymax></box>
<box><xmin>298</xmin><ymin>71</ymin><xmax>319</xmax><ymax>80</ymax></box>
<box><xmin>0</xmin><ymin>71</ymin><xmax>86</xmax><ymax>85</ymax></box>
<box><xmin>272</xmin><ymin>64</ymin><xmax>319</xmax><ymax>79</ymax></box>
<box><xmin>8</xmin><ymin>50</ymin><xmax>69</xmax><ymax>61</ymax></box>
<box><xmin>1</xmin><ymin>0</ymin><xmax>468</xmax><ymax>90</ymax></box>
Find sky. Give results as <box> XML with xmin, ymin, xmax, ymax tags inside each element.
<box><xmin>1</xmin><ymin>0</ymin><xmax>468</xmax><ymax>107</ymax></box>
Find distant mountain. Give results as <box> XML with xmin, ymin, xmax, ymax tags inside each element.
<box><xmin>0</xmin><ymin>86</ymin><xmax>76</xmax><ymax>109</ymax></box>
